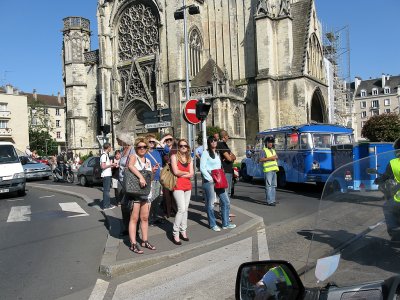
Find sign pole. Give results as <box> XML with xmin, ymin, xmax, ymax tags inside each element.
<box><xmin>183</xmin><ymin>0</ymin><xmax>193</xmax><ymax>145</ymax></box>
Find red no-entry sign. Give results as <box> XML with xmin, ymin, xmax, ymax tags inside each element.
<box><xmin>183</xmin><ymin>99</ymin><xmax>200</xmax><ymax>125</ymax></box>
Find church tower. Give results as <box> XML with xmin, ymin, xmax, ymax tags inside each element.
<box><xmin>62</xmin><ymin>17</ymin><xmax>98</xmax><ymax>152</ymax></box>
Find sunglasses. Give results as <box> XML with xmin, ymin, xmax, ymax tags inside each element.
<box><xmin>136</xmin><ymin>146</ymin><xmax>148</xmax><ymax>150</ymax></box>
<box><xmin>211</xmin><ymin>139</ymin><xmax>218</xmax><ymax>142</ymax></box>
<box><xmin>165</xmin><ymin>138</ymin><xmax>173</xmax><ymax>142</ymax></box>
<box><xmin>179</xmin><ymin>144</ymin><xmax>189</xmax><ymax>148</ymax></box>
<box><xmin>149</xmin><ymin>140</ymin><xmax>156</xmax><ymax>143</ymax></box>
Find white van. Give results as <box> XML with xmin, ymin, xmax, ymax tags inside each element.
<box><xmin>0</xmin><ymin>142</ymin><xmax>26</xmax><ymax>196</ymax></box>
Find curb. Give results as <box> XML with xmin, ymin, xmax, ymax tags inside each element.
<box><xmin>27</xmin><ymin>183</ymin><xmax>265</xmax><ymax>278</ymax></box>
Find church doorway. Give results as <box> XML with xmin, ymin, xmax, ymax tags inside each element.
<box><xmin>310</xmin><ymin>88</ymin><xmax>325</xmax><ymax>123</ymax></box>
<box><xmin>119</xmin><ymin>100</ymin><xmax>153</xmax><ymax>137</ymax></box>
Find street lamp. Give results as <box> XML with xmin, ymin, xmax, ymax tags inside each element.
<box><xmin>174</xmin><ymin>1</ymin><xmax>200</xmax><ymax>147</ymax></box>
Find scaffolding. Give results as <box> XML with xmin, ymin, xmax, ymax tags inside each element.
<box><xmin>323</xmin><ymin>25</ymin><xmax>352</xmax><ymax>126</ymax></box>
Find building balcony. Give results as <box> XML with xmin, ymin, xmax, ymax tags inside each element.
<box><xmin>0</xmin><ymin>111</ymin><xmax>11</xmax><ymax>119</ymax></box>
<box><xmin>0</xmin><ymin>128</ymin><xmax>12</xmax><ymax>136</ymax></box>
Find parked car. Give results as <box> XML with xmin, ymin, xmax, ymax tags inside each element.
<box><xmin>35</xmin><ymin>156</ymin><xmax>50</xmax><ymax>166</ymax></box>
<box><xmin>77</xmin><ymin>156</ymin><xmax>102</xmax><ymax>186</ymax></box>
<box><xmin>19</xmin><ymin>156</ymin><xmax>52</xmax><ymax>180</ymax></box>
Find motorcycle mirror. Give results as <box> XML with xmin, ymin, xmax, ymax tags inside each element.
<box><xmin>366</xmin><ymin>168</ymin><xmax>378</xmax><ymax>175</ymax></box>
<box><xmin>315</xmin><ymin>254</ymin><xmax>340</xmax><ymax>282</ymax></box>
<box><xmin>235</xmin><ymin>260</ymin><xmax>305</xmax><ymax>300</ymax></box>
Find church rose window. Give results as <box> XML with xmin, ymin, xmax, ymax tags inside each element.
<box><xmin>118</xmin><ymin>3</ymin><xmax>159</xmax><ymax>62</ymax></box>
<box><xmin>189</xmin><ymin>27</ymin><xmax>203</xmax><ymax>77</ymax></box>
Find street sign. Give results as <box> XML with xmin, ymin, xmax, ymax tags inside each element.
<box><xmin>183</xmin><ymin>99</ymin><xmax>200</xmax><ymax>124</ymax></box>
<box><xmin>143</xmin><ymin>111</ymin><xmax>158</xmax><ymax>118</ymax></box>
<box><xmin>145</xmin><ymin>121</ymin><xmax>172</xmax><ymax>129</ymax></box>
<box><xmin>143</xmin><ymin>108</ymin><xmax>172</xmax><ymax>124</ymax></box>
<box><xmin>144</xmin><ymin>115</ymin><xmax>172</xmax><ymax>124</ymax></box>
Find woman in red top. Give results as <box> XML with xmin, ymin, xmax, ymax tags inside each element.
<box><xmin>170</xmin><ymin>139</ymin><xmax>194</xmax><ymax>245</ymax></box>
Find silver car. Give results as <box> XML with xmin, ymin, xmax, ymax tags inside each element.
<box><xmin>20</xmin><ymin>156</ymin><xmax>52</xmax><ymax>180</ymax></box>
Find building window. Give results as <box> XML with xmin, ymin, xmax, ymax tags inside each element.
<box><xmin>361</xmin><ymin>111</ymin><xmax>367</xmax><ymax>118</ymax></box>
<box><xmin>385</xmin><ymin>109</ymin><xmax>391</xmax><ymax>113</ymax></box>
<box><xmin>361</xmin><ymin>90</ymin><xmax>367</xmax><ymax>97</ymax></box>
<box><xmin>233</xmin><ymin>108</ymin><xmax>241</xmax><ymax>136</ymax></box>
<box><xmin>189</xmin><ymin>27</ymin><xmax>203</xmax><ymax>77</ymax></box>
<box><xmin>44</xmin><ymin>108</ymin><xmax>48</xmax><ymax>115</ymax></box>
<box><xmin>371</xmin><ymin>110</ymin><xmax>379</xmax><ymax>116</ymax></box>
<box><xmin>361</xmin><ymin>121</ymin><xmax>366</xmax><ymax>128</ymax></box>
<box><xmin>360</xmin><ymin>101</ymin><xmax>366</xmax><ymax>108</ymax></box>
<box><xmin>384</xmin><ymin>99</ymin><xmax>390</xmax><ymax>106</ymax></box>
<box><xmin>32</xmin><ymin>117</ymin><xmax>38</xmax><ymax>126</ymax></box>
<box><xmin>384</xmin><ymin>87</ymin><xmax>390</xmax><ymax>94</ymax></box>
<box><xmin>56</xmin><ymin>120</ymin><xmax>60</xmax><ymax>127</ymax></box>
<box><xmin>0</xmin><ymin>120</ymin><xmax>8</xmax><ymax>128</ymax></box>
<box><xmin>0</xmin><ymin>103</ymin><xmax>7</xmax><ymax>111</ymax></box>
<box><xmin>55</xmin><ymin>108</ymin><xmax>60</xmax><ymax>116</ymax></box>
<box><xmin>372</xmin><ymin>88</ymin><xmax>378</xmax><ymax>95</ymax></box>
<box><xmin>56</xmin><ymin>132</ymin><xmax>61</xmax><ymax>139</ymax></box>
<box><xmin>371</xmin><ymin>100</ymin><xmax>379</xmax><ymax>108</ymax></box>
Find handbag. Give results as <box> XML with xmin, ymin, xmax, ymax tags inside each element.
<box><xmin>211</xmin><ymin>168</ymin><xmax>228</xmax><ymax>189</ymax></box>
<box><xmin>160</xmin><ymin>163</ymin><xmax>177</xmax><ymax>191</ymax></box>
<box><xmin>123</xmin><ymin>156</ymin><xmax>152</xmax><ymax>199</ymax></box>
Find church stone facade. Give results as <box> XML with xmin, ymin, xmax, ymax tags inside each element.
<box><xmin>62</xmin><ymin>0</ymin><xmax>328</xmax><ymax>157</ymax></box>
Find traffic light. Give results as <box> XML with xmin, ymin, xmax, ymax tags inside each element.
<box><xmin>102</xmin><ymin>124</ymin><xmax>110</xmax><ymax>135</ymax></box>
<box><xmin>196</xmin><ymin>102</ymin><xmax>211</xmax><ymax>121</ymax></box>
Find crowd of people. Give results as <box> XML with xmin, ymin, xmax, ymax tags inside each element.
<box><xmin>99</xmin><ymin>130</ymin><xmax>239</xmax><ymax>254</ymax></box>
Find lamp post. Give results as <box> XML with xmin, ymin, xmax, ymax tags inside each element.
<box><xmin>174</xmin><ymin>1</ymin><xmax>200</xmax><ymax>147</ymax></box>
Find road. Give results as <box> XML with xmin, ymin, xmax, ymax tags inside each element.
<box><xmin>0</xmin><ymin>185</ymin><xmax>108</xmax><ymax>300</ymax></box>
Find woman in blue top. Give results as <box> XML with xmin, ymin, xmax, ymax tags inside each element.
<box><xmin>200</xmin><ymin>136</ymin><xmax>236</xmax><ymax>231</ymax></box>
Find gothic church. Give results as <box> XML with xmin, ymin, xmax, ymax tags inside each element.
<box><xmin>62</xmin><ymin>0</ymin><xmax>327</xmax><ymax>156</ymax></box>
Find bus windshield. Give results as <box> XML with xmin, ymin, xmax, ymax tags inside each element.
<box><xmin>334</xmin><ymin>134</ymin><xmax>352</xmax><ymax>144</ymax></box>
<box><xmin>312</xmin><ymin>133</ymin><xmax>332</xmax><ymax>149</ymax></box>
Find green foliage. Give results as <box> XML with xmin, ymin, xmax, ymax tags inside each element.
<box><xmin>361</xmin><ymin>113</ymin><xmax>400</xmax><ymax>142</ymax></box>
<box><xmin>29</xmin><ymin>130</ymin><xmax>58</xmax><ymax>156</ymax></box>
<box><xmin>80</xmin><ymin>151</ymin><xmax>94</xmax><ymax>162</ymax></box>
<box><xmin>196</xmin><ymin>126</ymin><xmax>223</xmax><ymax>145</ymax></box>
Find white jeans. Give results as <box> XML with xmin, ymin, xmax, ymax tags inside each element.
<box><xmin>172</xmin><ymin>190</ymin><xmax>191</xmax><ymax>236</ymax></box>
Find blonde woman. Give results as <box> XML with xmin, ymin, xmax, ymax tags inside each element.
<box><xmin>127</xmin><ymin>137</ymin><xmax>159</xmax><ymax>254</ymax></box>
<box><xmin>170</xmin><ymin>139</ymin><xmax>194</xmax><ymax>245</ymax></box>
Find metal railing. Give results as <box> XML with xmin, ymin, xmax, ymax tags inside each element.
<box><xmin>0</xmin><ymin>128</ymin><xmax>12</xmax><ymax>136</ymax></box>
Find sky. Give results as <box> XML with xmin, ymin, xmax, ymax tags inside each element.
<box><xmin>0</xmin><ymin>0</ymin><xmax>399</xmax><ymax>96</ymax></box>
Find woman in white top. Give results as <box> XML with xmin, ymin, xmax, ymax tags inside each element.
<box><xmin>127</xmin><ymin>137</ymin><xmax>159</xmax><ymax>254</ymax></box>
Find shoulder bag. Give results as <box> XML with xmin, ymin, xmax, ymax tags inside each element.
<box><xmin>160</xmin><ymin>163</ymin><xmax>177</xmax><ymax>191</ymax></box>
<box><xmin>123</xmin><ymin>155</ymin><xmax>152</xmax><ymax>199</ymax></box>
<box><xmin>211</xmin><ymin>168</ymin><xmax>228</xmax><ymax>189</ymax></box>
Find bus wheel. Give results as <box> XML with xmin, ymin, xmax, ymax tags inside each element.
<box><xmin>277</xmin><ymin>168</ymin><xmax>287</xmax><ymax>188</ymax></box>
<box><xmin>241</xmin><ymin>164</ymin><xmax>253</xmax><ymax>182</ymax></box>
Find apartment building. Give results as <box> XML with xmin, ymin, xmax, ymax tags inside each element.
<box><xmin>0</xmin><ymin>85</ymin><xmax>29</xmax><ymax>151</ymax></box>
<box><xmin>24</xmin><ymin>89</ymin><xmax>66</xmax><ymax>151</ymax></box>
<box><xmin>353</xmin><ymin>74</ymin><xmax>400</xmax><ymax>140</ymax></box>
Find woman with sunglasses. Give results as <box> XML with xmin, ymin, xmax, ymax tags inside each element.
<box><xmin>127</xmin><ymin>137</ymin><xmax>159</xmax><ymax>254</ymax></box>
<box><xmin>170</xmin><ymin>139</ymin><xmax>194</xmax><ymax>245</ymax></box>
<box><xmin>200</xmin><ymin>136</ymin><xmax>236</xmax><ymax>231</ymax></box>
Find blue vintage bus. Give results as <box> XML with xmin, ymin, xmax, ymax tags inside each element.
<box><xmin>241</xmin><ymin>124</ymin><xmax>354</xmax><ymax>187</ymax></box>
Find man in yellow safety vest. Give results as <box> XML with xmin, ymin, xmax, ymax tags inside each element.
<box><xmin>376</xmin><ymin>137</ymin><xmax>400</xmax><ymax>240</ymax></box>
<box><xmin>259</xmin><ymin>136</ymin><xmax>279</xmax><ymax>206</ymax></box>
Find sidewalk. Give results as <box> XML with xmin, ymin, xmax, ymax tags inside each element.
<box><xmin>27</xmin><ymin>181</ymin><xmax>264</xmax><ymax>278</ymax></box>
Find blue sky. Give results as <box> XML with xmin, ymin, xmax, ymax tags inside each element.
<box><xmin>0</xmin><ymin>0</ymin><xmax>399</xmax><ymax>96</ymax></box>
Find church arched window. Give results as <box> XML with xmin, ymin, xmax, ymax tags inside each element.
<box><xmin>307</xmin><ymin>33</ymin><xmax>324</xmax><ymax>81</ymax></box>
<box><xmin>233</xmin><ymin>107</ymin><xmax>241</xmax><ymax>136</ymax></box>
<box><xmin>189</xmin><ymin>27</ymin><xmax>203</xmax><ymax>77</ymax></box>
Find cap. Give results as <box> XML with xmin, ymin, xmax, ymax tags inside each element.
<box><xmin>264</xmin><ymin>136</ymin><xmax>275</xmax><ymax>143</ymax></box>
<box><xmin>394</xmin><ymin>138</ymin><xmax>400</xmax><ymax>150</ymax></box>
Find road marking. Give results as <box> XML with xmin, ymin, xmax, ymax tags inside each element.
<box><xmin>59</xmin><ymin>202</ymin><xmax>89</xmax><ymax>218</ymax></box>
<box><xmin>7</xmin><ymin>206</ymin><xmax>31</xmax><ymax>222</ymax></box>
<box><xmin>113</xmin><ymin>237</ymin><xmax>252</xmax><ymax>299</ymax></box>
<box><xmin>257</xmin><ymin>228</ymin><xmax>270</xmax><ymax>260</ymax></box>
<box><xmin>7</xmin><ymin>198</ymin><xmax>24</xmax><ymax>202</ymax></box>
<box><xmin>39</xmin><ymin>195</ymin><xmax>55</xmax><ymax>199</ymax></box>
<box><xmin>88</xmin><ymin>279</ymin><xmax>109</xmax><ymax>300</ymax></box>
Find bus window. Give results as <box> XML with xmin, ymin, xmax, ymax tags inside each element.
<box><xmin>334</xmin><ymin>134</ymin><xmax>352</xmax><ymax>145</ymax></box>
<box><xmin>313</xmin><ymin>133</ymin><xmax>332</xmax><ymax>149</ymax></box>
<box><xmin>287</xmin><ymin>133</ymin><xmax>299</xmax><ymax>150</ymax></box>
<box><xmin>274</xmin><ymin>133</ymin><xmax>286</xmax><ymax>150</ymax></box>
<box><xmin>299</xmin><ymin>133</ymin><xmax>311</xmax><ymax>149</ymax></box>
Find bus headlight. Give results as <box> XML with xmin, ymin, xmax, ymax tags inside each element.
<box><xmin>312</xmin><ymin>161</ymin><xmax>320</xmax><ymax>170</ymax></box>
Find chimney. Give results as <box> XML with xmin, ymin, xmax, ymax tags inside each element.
<box><xmin>33</xmin><ymin>89</ymin><xmax>37</xmax><ymax>100</ymax></box>
<box><xmin>381</xmin><ymin>73</ymin><xmax>386</xmax><ymax>88</ymax></box>
<box><xmin>354</xmin><ymin>76</ymin><xmax>362</xmax><ymax>91</ymax></box>
<box><xmin>57</xmin><ymin>92</ymin><xmax>62</xmax><ymax>104</ymax></box>
<box><xmin>5</xmin><ymin>84</ymin><xmax>13</xmax><ymax>95</ymax></box>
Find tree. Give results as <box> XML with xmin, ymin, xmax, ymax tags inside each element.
<box><xmin>361</xmin><ymin>113</ymin><xmax>400</xmax><ymax>142</ymax></box>
<box><xmin>196</xmin><ymin>126</ymin><xmax>222</xmax><ymax>145</ymax></box>
<box><xmin>29</xmin><ymin>99</ymin><xmax>57</xmax><ymax>156</ymax></box>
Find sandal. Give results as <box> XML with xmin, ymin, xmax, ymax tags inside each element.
<box><xmin>141</xmin><ymin>240</ymin><xmax>156</xmax><ymax>250</ymax></box>
<box><xmin>129</xmin><ymin>242</ymin><xmax>144</xmax><ymax>254</ymax></box>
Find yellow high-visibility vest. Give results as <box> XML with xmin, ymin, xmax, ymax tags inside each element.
<box><xmin>263</xmin><ymin>147</ymin><xmax>279</xmax><ymax>173</ymax></box>
<box><xmin>390</xmin><ymin>158</ymin><xmax>400</xmax><ymax>202</ymax></box>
